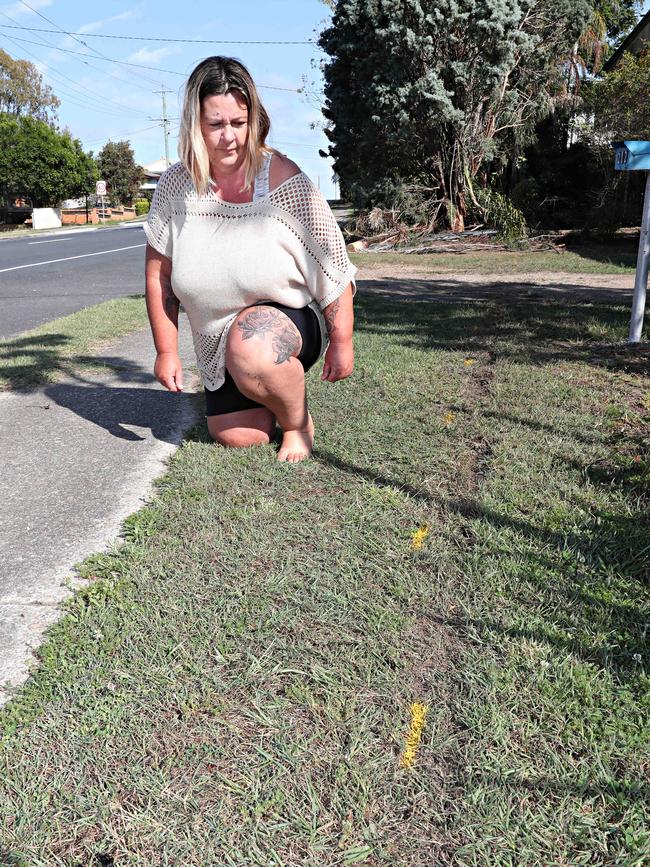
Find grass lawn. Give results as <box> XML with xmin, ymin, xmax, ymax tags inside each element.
<box><xmin>352</xmin><ymin>245</ymin><xmax>638</xmax><ymax>274</ymax></box>
<box><xmin>0</xmin><ymin>297</ymin><xmax>150</xmax><ymax>391</ymax></box>
<box><xmin>0</xmin><ymin>279</ymin><xmax>648</xmax><ymax>864</ymax></box>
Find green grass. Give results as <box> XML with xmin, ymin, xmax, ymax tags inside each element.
<box><xmin>0</xmin><ymin>296</ymin><xmax>150</xmax><ymax>390</ymax></box>
<box><xmin>352</xmin><ymin>245</ymin><xmax>638</xmax><ymax>274</ymax></box>
<box><xmin>0</xmin><ymin>293</ymin><xmax>648</xmax><ymax>865</ymax></box>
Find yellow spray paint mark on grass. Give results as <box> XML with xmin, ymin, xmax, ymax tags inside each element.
<box><xmin>400</xmin><ymin>702</ymin><xmax>428</xmax><ymax>770</ymax></box>
<box><xmin>464</xmin><ymin>358</ymin><xmax>476</xmax><ymax>366</ymax></box>
<box><xmin>410</xmin><ymin>526</ymin><xmax>429</xmax><ymax>550</ymax></box>
<box><xmin>443</xmin><ymin>411</ymin><xmax>456</xmax><ymax>426</ymax></box>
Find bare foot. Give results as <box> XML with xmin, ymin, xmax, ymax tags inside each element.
<box><xmin>277</xmin><ymin>414</ymin><xmax>314</xmax><ymax>463</ymax></box>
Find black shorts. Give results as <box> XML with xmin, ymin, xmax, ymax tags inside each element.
<box><xmin>205</xmin><ymin>302</ymin><xmax>324</xmax><ymax>417</ymax></box>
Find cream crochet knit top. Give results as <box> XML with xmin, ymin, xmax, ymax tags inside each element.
<box><xmin>144</xmin><ymin>155</ymin><xmax>357</xmax><ymax>391</ymax></box>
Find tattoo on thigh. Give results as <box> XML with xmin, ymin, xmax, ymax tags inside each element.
<box><xmin>237</xmin><ymin>307</ymin><xmax>302</xmax><ymax>364</ymax></box>
<box><xmin>272</xmin><ymin>326</ymin><xmax>301</xmax><ymax>364</ymax></box>
<box><xmin>237</xmin><ymin>308</ymin><xmax>277</xmax><ymax>340</ymax></box>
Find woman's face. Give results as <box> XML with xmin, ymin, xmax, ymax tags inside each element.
<box><xmin>200</xmin><ymin>91</ymin><xmax>249</xmax><ymax>178</ymax></box>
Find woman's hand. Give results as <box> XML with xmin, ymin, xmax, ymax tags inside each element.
<box><xmin>155</xmin><ymin>351</ymin><xmax>184</xmax><ymax>392</ymax></box>
<box><xmin>321</xmin><ymin>338</ymin><xmax>354</xmax><ymax>382</ymax></box>
<box><xmin>321</xmin><ymin>283</ymin><xmax>354</xmax><ymax>383</ymax></box>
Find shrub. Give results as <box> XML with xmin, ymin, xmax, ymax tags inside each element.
<box><xmin>134</xmin><ymin>198</ymin><xmax>150</xmax><ymax>216</ymax></box>
<box><xmin>474</xmin><ymin>187</ymin><xmax>528</xmax><ymax>243</ymax></box>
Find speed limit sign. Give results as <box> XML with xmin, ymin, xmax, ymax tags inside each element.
<box><xmin>96</xmin><ymin>180</ymin><xmax>107</xmax><ymax>196</ymax></box>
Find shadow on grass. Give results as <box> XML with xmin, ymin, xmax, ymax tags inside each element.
<box><xmin>446</xmin><ymin>407</ymin><xmax>600</xmax><ymax>446</ymax></box>
<box><xmin>354</xmin><ymin>287</ymin><xmax>649</xmax><ymax>375</ymax></box>
<box><xmin>0</xmin><ymin>334</ymin><xmax>153</xmax><ymax>392</ymax></box>
<box><xmin>463</xmin><ymin>766</ymin><xmax>649</xmax><ymax>801</ymax></box>
<box><xmin>0</xmin><ymin>332</ymin><xmax>73</xmax><ymax>389</ymax></box>
<box><xmin>315</xmin><ymin>446</ymin><xmax>649</xmax><ymax>681</ymax></box>
<box><xmin>0</xmin><ymin>339</ymin><xmax>199</xmax><ymax>443</ymax></box>
<box><xmin>0</xmin><ymin>847</ymin><xmax>28</xmax><ymax>866</ymax></box>
<box><xmin>564</xmin><ymin>242</ymin><xmax>639</xmax><ymax>271</ymax></box>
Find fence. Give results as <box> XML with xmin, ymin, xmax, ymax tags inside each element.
<box><xmin>61</xmin><ymin>206</ymin><xmax>136</xmax><ymax>225</ymax></box>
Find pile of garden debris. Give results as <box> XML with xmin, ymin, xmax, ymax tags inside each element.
<box><xmin>343</xmin><ymin>206</ymin><xmax>565</xmax><ymax>254</ymax></box>
<box><xmin>346</xmin><ymin>229</ymin><xmax>566</xmax><ymax>254</ymax></box>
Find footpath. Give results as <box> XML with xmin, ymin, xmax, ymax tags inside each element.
<box><xmin>0</xmin><ymin>319</ymin><xmax>198</xmax><ymax>706</ymax></box>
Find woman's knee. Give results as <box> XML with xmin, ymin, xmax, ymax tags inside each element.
<box><xmin>207</xmin><ymin>408</ymin><xmax>275</xmax><ymax>449</ymax></box>
<box><xmin>212</xmin><ymin>427</ymin><xmax>271</xmax><ymax>448</ymax></box>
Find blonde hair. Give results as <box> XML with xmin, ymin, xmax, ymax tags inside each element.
<box><xmin>179</xmin><ymin>56</ymin><xmax>271</xmax><ymax>194</ymax></box>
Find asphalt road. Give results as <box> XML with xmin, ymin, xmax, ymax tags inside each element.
<box><xmin>0</xmin><ymin>223</ymin><xmax>148</xmax><ymax>338</ymax></box>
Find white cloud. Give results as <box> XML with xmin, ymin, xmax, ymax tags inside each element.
<box><xmin>126</xmin><ymin>45</ymin><xmax>181</xmax><ymax>65</ymax></box>
<box><xmin>76</xmin><ymin>6</ymin><xmax>140</xmax><ymax>36</ymax></box>
<box><xmin>0</xmin><ymin>0</ymin><xmax>53</xmax><ymax>18</ymax></box>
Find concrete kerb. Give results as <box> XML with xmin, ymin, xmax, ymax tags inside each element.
<box><xmin>0</xmin><ymin>217</ymin><xmax>147</xmax><ymax>243</ymax></box>
<box><xmin>0</xmin><ymin>320</ymin><xmax>200</xmax><ymax>707</ymax></box>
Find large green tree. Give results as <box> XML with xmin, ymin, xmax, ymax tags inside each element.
<box><xmin>0</xmin><ymin>49</ymin><xmax>59</xmax><ymax>124</ymax></box>
<box><xmin>319</xmin><ymin>1</ymin><xmax>600</xmax><ymax>230</ymax></box>
<box><xmin>0</xmin><ymin>114</ymin><xmax>96</xmax><ymax>206</ymax></box>
<box><xmin>513</xmin><ymin>4</ymin><xmax>645</xmax><ymax>230</ymax></box>
<box><xmin>597</xmin><ymin>0</ymin><xmax>642</xmax><ymax>42</ymax></box>
<box><xmin>586</xmin><ymin>47</ymin><xmax>650</xmax><ymax>140</ymax></box>
<box><xmin>97</xmin><ymin>141</ymin><xmax>143</xmax><ymax>207</ymax></box>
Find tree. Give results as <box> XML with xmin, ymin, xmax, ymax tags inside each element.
<box><xmin>97</xmin><ymin>141</ymin><xmax>143</xmax><ymax>206</ymax></box>
<box><xmin>585</xmin><ymin>47</ymin><xmax>650</xmax><ymax>140</ymax></box>
<box><xmin>504</xmin><ymin>1</ymin><xmax>643</xmax><ymax>230</ymax></box>
<box><xmin>597</xmin><ymin>0</ymin><xmax>642</xmax><ymax>43</ymax></box>
<box><xmin>570</xmin><ymin>46</ymin><xmax>650</xmax><ymax>228</ymax></box>
<box><xmin>0</xmin><ymin>49</ymin><xmax>59</xmax><ymax>124</ymax></box>
<box><xmin>0</xmin><ymin>114</ymin><xmax>96</xmax><ymax>206</ymax></box>
<box><xmin>319</xmin><ymin>1</ymin><xmax>598</xmax><ymax>230</ymax></box>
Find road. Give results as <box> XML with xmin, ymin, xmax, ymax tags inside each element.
<box><xmin>0</xmin><ymin>223</ymin><xmax>148</xmax><ymax>338</ymax></box>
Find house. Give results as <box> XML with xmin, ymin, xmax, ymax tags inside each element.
<box><xmin>141</xmin><ymin>157</ymin><xmax>172</xmax><ymax>194</ymax></box>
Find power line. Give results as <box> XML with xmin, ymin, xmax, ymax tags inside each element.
<box><xmin>0</xmin><ymin>30</ymin><xmax>303</xmax><ymax>91</ymax></box>
<box><xmin>0</xmin><ymin>31</ymin><xmax>146</xmax><ymax>117</ymax></box>
<box><xmin>0</xmin><ymin>9</ymin><xmax>155</xmax><ymax>95</ymax></box>
<box><xmin>18</xmin><ymin>0</ymin><xmax>120</xmax><ymax>61</ymax></box>
<box><xmin>0</xmin><ymin>35</ymin><xmax>147</xmax><ymax>117</ymax></box>
<box><xmin>84</xmin><ymin>124</ymin><xmax>162</xmax><ymax>146</ymax></box>
<box><xmin>0</xmin><ymin>23</ymin><xmax>314</xmax><ymax>44</ymax></box>
<box><xmin>1</xmin><ymin>35</ymin><xmax>159</xmax><ymax>95</ymax></box>
<box><xmin>15</xmin><ymin>0</ymin><xmax>162</xmax><ymax>87</ymax></box>
<box><xmin>0</xmin><ymin>21</ymin><xmax>148</xmax><ymax>114</ymax></box>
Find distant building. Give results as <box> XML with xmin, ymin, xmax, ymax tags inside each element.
<box><xmin>141</xmin><ymin>157</ymin><xmax>172</xmax><ymax>194</ymax></box>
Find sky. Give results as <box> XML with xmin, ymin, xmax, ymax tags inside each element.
<box><xmin>0</xmin><ymin>0</ymin><xmax>337</xmax><ymax>194</ymax></box>
<box><xmin>1</xmin><ymin>1</ymin><xmax>649</xmax><ymax>201</ymax></box>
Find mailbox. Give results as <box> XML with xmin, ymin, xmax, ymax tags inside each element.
<box><xmin>613</xmin><ymin>140</ymin><xmax>650</xmax><ymax>172</ymax></box>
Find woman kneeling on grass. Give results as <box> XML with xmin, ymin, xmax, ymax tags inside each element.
<box><xmin>144</xmin><ymin>56</ymin><xmax>356</xmax><ymax>462</ymax></box>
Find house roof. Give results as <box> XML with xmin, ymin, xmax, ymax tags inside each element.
<box><xmin>142</xmin><ymin>157</ymin><xmax>172</xmax><ymax>177</ymax></box>
<box><xmin>604</xmin><ymin>9</ymin><xmax>650</xmax><ymax>71</ymax></box>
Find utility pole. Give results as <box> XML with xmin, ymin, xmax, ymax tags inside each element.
<box><xmin>154</xmin><ymin>86</ymin><xmax>172</xmax><ymax>166</ymax></box>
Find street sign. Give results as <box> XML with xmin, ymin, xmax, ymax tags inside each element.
<box><xmin>96</xmin><ymin>180</ymin><xmax>107</xmax><ymax>196</ymax></box>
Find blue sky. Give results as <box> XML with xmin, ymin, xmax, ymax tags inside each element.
<box><xmin>1</xmin><ymin>1</ymin><xmax>649</xmax><ymax>199</ymax></box>
<box><xmin>0</xmin><ymin>0</ymin><xmax>336</xmax><ymax>193</ymax></box>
